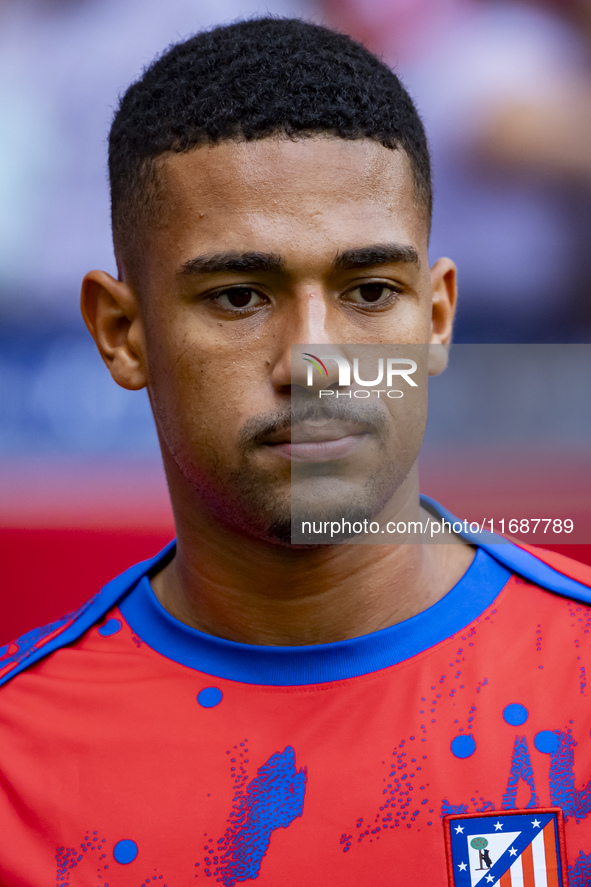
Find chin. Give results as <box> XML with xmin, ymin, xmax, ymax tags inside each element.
<box><xmin>227</xmin><ymin>460</ymin><xmax>407</xmax><ymax>546</ymax></box>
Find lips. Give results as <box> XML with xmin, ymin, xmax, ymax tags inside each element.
<box><xmin>263</xmin><ymin>421</ymin><xmax>370</xmax><ymax>462</ymax></box>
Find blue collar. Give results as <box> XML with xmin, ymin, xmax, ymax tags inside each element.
<box><xmin>119</xmin><ymin>548</ymin><xmax>510</xmax><ymax>685</ymax></box>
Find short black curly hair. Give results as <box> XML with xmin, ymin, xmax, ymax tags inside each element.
<box><xmin>109</xmin><ymin>17</ymin><xmax>432</xmax><ymax>275</ymax></box>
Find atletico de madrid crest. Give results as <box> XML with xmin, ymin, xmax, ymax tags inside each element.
<box><xmin>444</xmin><ymin>809</ymin><xmax>567</xmax><ymax>887</ymax></box>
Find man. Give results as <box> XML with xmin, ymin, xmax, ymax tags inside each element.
<box><xmin>1</xmin><ymin>17</ymin><xmax>590</xmax><ymax>887</ymax></box>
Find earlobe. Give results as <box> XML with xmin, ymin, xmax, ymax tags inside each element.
<box><xmin>80</xmin><ymin>270</ymin><xmax>148</xmax><ymax>391</ymax></box>
<box><xmin>428</xmin><ymin>343</ymin><xmax>449</xmax><ymax>376</ymax></box>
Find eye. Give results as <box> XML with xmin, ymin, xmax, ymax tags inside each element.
<box><xmin>345</xmin><ymin>283</ymin><xmax>399</xmax><ymax>306</ymax></box>
<box><xmin>213</xmin><ymin>287</ymin><xmax>266</xmax><ymax>311</ymax></box>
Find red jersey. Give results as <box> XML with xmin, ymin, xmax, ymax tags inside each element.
<box><xmin>1</xmin><ymin>500</ymin><xmax>591</xmax><ymax>887</ymax></box>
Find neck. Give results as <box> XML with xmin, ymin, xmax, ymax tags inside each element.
<box><xmin>151</xmin><ymin>467</ymin><xmax>475</xmax><ymax>646</ymax></box>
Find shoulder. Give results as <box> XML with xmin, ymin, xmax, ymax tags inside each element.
<box><xmin>480</xmin><ymin>539</ymin><xmax>591</xmax><ymax>606</ymax></box>
<box><xmin>0</xmin><ymin>541</ymin><xmax>174</xmax><ymax>688</ymax></box>
<box><xmin>513</xmin><ymin>542</ymin><xmax>591</xmax><ymax>589</ymax></box>
<box><xmin>0</xmin><ymin>598</ymin><xmax>95</xmax><ymax>683</ymax></box>
<box><xmin>422</xmin><ymin>495</ymin><xmax>591</xmax><ymax>602</ymax></box>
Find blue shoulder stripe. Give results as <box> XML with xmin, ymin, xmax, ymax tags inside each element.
<box><xmin>421</xmin><ymin>496</ymin><xmax>591</xmax><ymax>606</ymax></box>
<box><xmin>0</xmin><ymin>541</ymin><xmax>175</xmax><ymax>688</ymax></box>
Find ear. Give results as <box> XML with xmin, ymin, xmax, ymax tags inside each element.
<box><xmin>428</xmin><ymin>257</ymin><xmax>457</xmax><ymax>376</ymax></box>
<box><xmin>80</xmin><ymin>270</ymin><xmax>148</xmax><ymax>390</ymax></box>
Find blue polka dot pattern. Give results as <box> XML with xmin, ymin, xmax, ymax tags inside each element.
<box><xmin>534</xmin><ymin>730</ymin><xmax>559</xmax><ymax>754</ymax></box>
<box><xmin>451</xmin><ymin>735</ymin><xmax>476</xmax><ymax>759</ymax></box>
<box><xmin>113</xmin><ymin>839</ymin><xmax>138</xmax><ymax>864</ymax></box>
<box><xmin>503</xmin><ymin>703</ymin><xmax>529</xmax><ymax>726</ymax></box>
<box><xmin>198</xmin><ymin>687</ymin><xmax>223</xmax><ymax>708</ymax></box>
<box><xmin>98</xmin><ymin>618</ymin><xmax>122</xmax><ymax>637</ymax></box>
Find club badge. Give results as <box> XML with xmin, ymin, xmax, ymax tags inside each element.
<box><xmin>444</xmin><ymin>808</ymin><xmax>567</xmax><ymax>886</ymax></box>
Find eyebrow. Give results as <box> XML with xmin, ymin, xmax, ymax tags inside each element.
<box><xmin>180</xmin><ymin>251</ymin><xmax>285</xmax><ymax>275</ymax></box>
<box><xmin>179</xmin><ymin>242</ymin><xmax>419</xmax><ymax>277</ymax></box>
<box><xmin>333</xmin><ymin>243</ymin><xmax>420</xmax><ymax>270</ymax></box>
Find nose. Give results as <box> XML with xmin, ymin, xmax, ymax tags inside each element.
<box><xmin>269</xmin><ymin>291</ymin><xmax>344</xmax><ymax>392</ymax></box>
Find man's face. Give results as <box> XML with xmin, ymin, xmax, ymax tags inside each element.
<box><xmin>118</xmin><ymin>136</ymin><xmax>454</xmax><ymax>542</ymax></box>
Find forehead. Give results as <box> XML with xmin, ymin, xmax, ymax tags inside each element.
<box><xmin>147</xmin><ymin>136</ymin><xmax>428</xmax><ymax>269</ymax></box>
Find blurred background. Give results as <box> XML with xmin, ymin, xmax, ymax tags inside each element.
<box><xmin>1</xmin><ymin>0</ymin><xmax>590</xmax><ymax>643</ymax></box>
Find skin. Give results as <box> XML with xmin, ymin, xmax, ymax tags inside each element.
<box><xmin>81</xmin><ymin>135</ymin><xmax>474</xmax><ymax>646</ymax></box>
